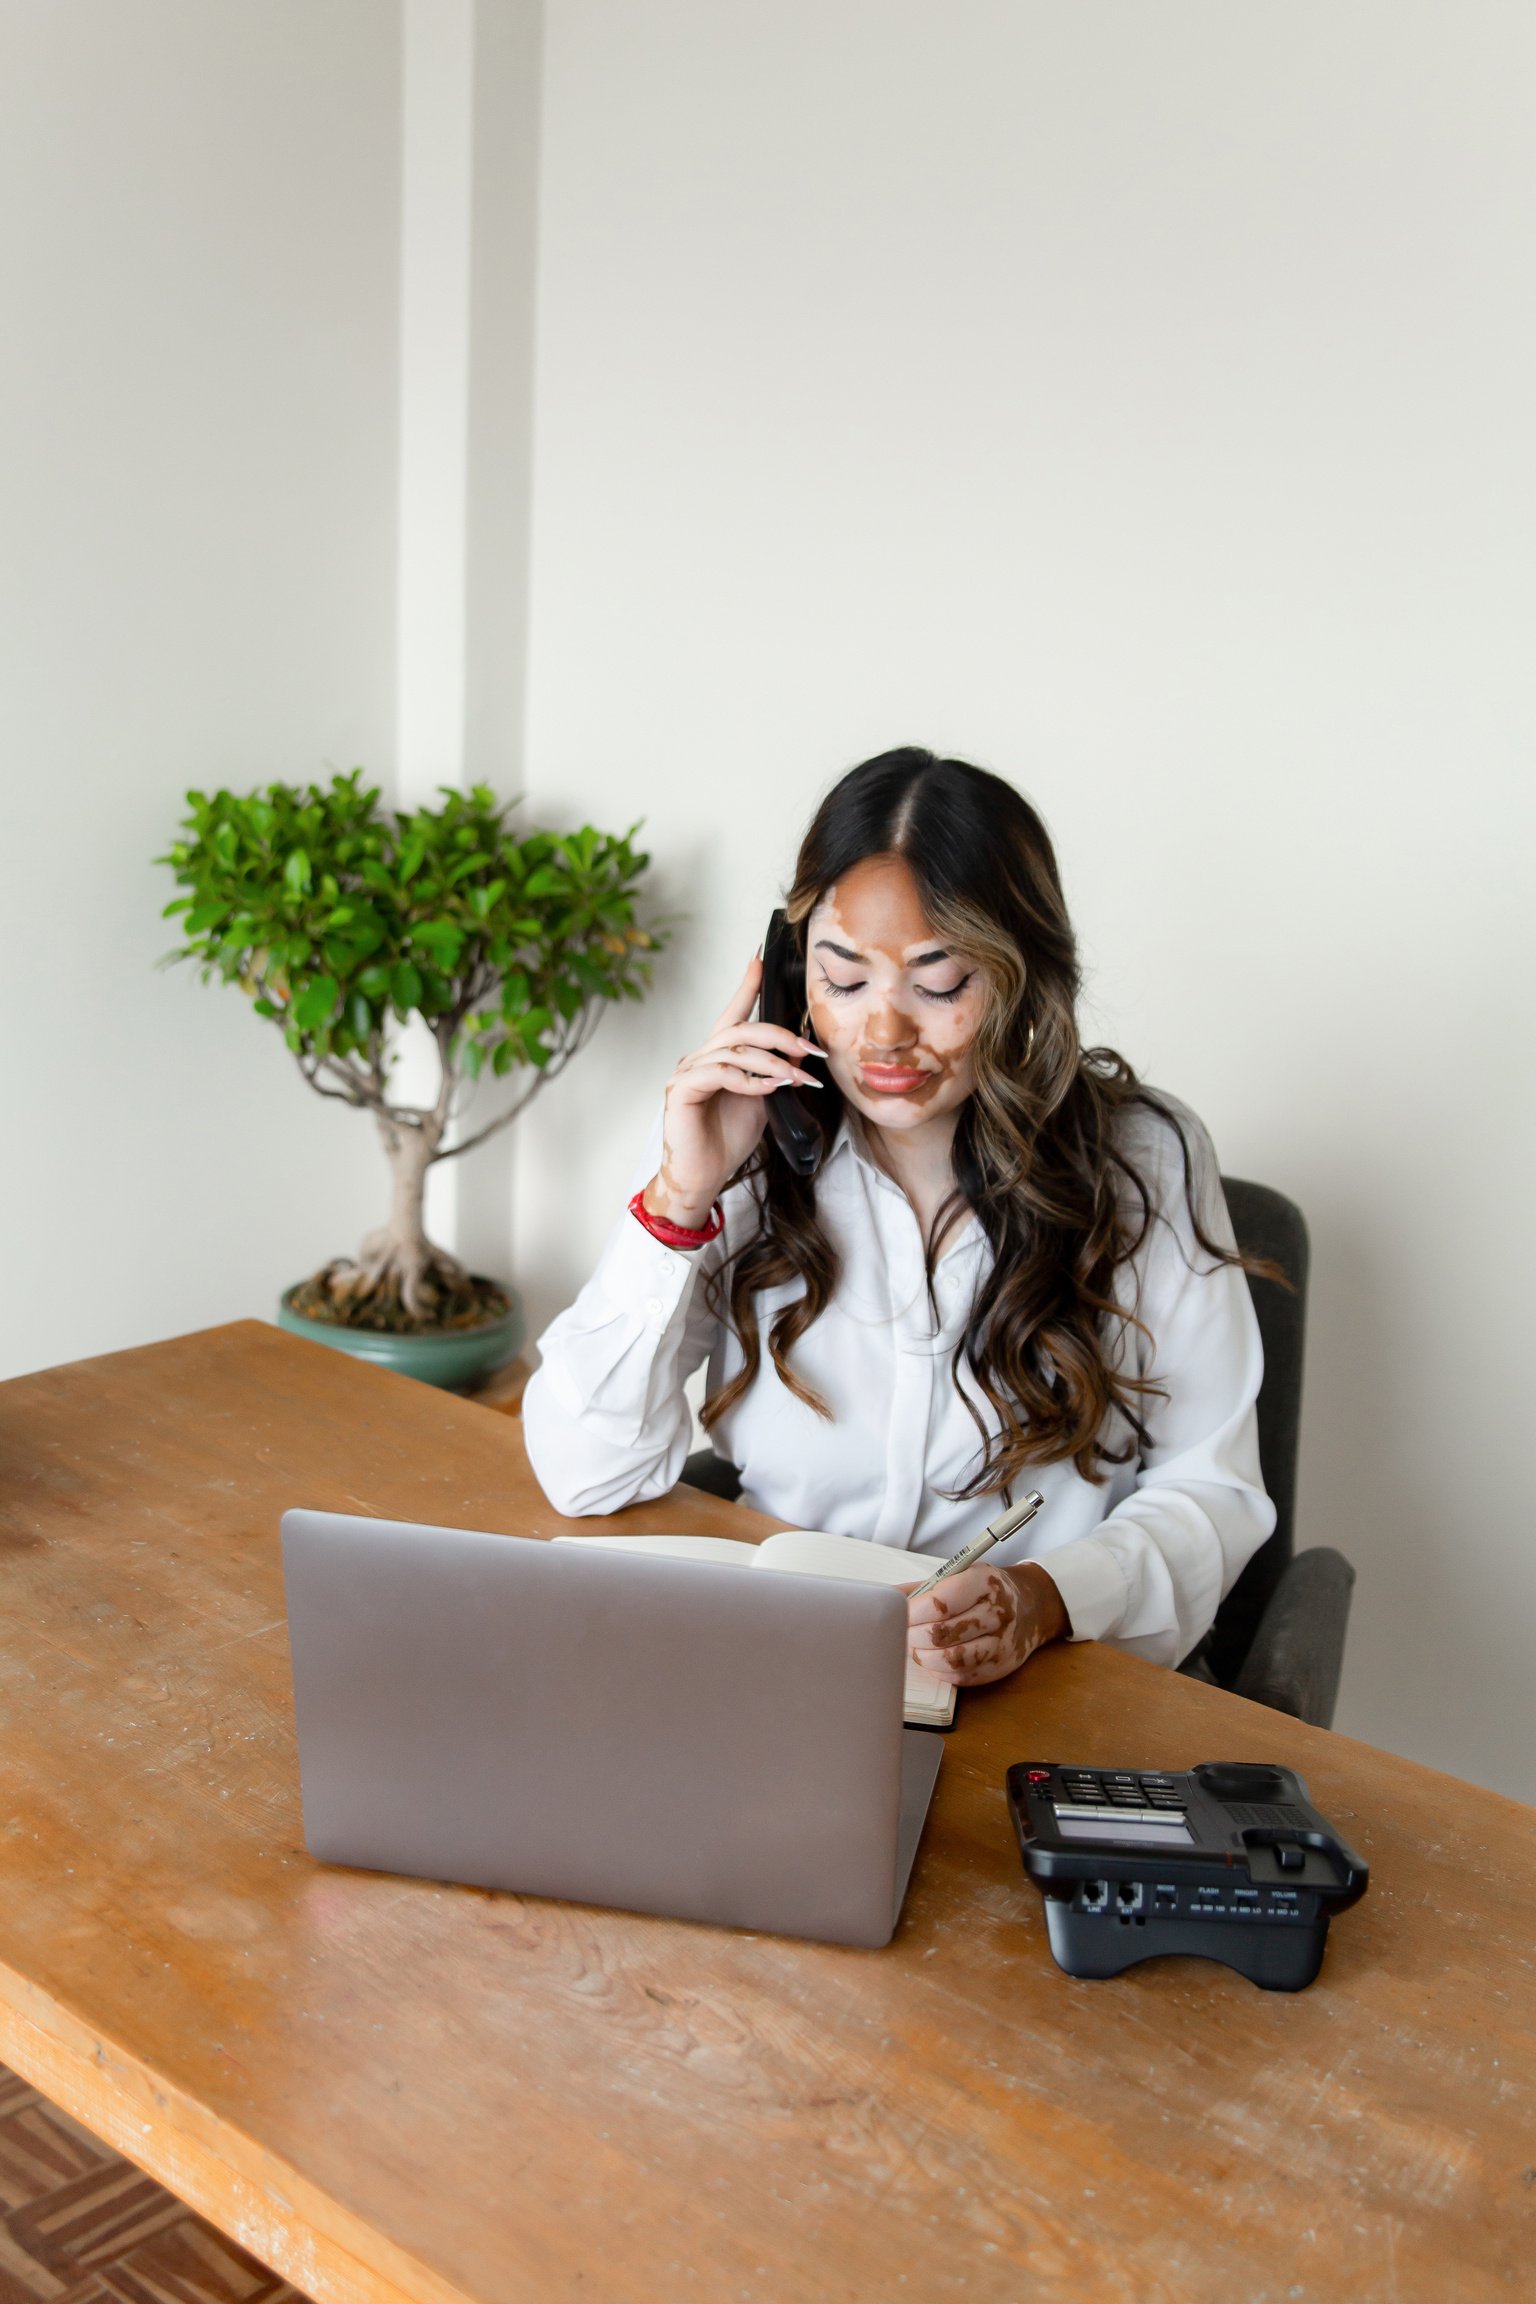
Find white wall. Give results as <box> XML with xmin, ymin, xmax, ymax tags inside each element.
<box><xmin>451</xmin><ymin>0</ymin><xmax>544</xmax><ymax>1285</ymax></box>
<box><xmin>516</xmin><ymin>0</ymin><xmax>1536</xmax><ymax>1798</ymax></box>
<box><xmin>0</xmin><ymin>3</ymin><xmax>402</xmax><ymax>1378</ymax></box>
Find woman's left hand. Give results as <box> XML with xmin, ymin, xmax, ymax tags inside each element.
<box><xmin>906</xmin><ymin>1562</ymin><xmax>1070</xmax><ymax>1686</ymax></box>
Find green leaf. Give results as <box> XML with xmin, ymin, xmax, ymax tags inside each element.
<box><xmin>411</xmin><ymin>920</ymin><xmax>464</xmax><ymax>961</ymax></box>
<box><xmin>391</xmin><ymin>960</ymin><xmax>424</xmax><ymax>1014</ymax></box>
<box><xmin>292</xmin><ymin>975</ymin><xmax>339</xmax><ymax>1030</ymax></box>
<box><xmin>284</xmin><ymin>848</ymin><xmax>312</xmax><ymax>897</ymax></box>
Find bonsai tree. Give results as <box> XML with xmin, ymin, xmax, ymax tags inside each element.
<box><xmin>160</xmin><ymin>771</ymin><xmax>663</xmax><ymax>1329</ymax></box>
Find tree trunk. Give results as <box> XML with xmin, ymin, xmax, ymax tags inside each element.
<box><xmin>323</xmin><ymin>1113</ymin><xmax>468</xmax><ymax>1324</ymax></box>
<box><xmin>371</xmin><ymin>1118</ymin><xmax>439</xmax><ymax>1306</ymax></box>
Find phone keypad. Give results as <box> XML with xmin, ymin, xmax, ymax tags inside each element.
<box><xmin>1047</xmin><ymin>1767</ymin><xmax>1189</xmax><ymax>1825</ymax></box>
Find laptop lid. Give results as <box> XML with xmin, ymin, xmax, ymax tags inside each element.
<box><xmin>281</xmin><ymin>1509</ymin><xmax>939</xmax><ymax>1949</ymax></box>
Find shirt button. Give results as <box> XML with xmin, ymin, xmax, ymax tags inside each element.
<box><xmin>644</xmin><ymin>1297</ymin><xmax>665</xmax><ymax>1320</ymax></box>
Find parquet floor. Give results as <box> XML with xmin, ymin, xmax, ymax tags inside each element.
<box><xmin>0</xmin><ymin>2066</ymin><xmax>306</xmax><ymax>2304</ymax></box>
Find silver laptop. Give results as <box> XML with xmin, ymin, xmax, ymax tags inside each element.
<box><xmin>281</xmin><ymin>1509</ymin><xmax>943</xmax><ymax>1949</ymax></box>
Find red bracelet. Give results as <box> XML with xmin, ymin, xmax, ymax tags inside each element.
<box><xmin>629</xmin><ymin>1188</ymin><xmax>724</xmax><ymax>1250</ymax></box>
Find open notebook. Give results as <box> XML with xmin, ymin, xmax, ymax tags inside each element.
<box><xmin>552</xmin><ymin>1528</ymin><xmax>957</xmax><ymax>1728</ymax></box>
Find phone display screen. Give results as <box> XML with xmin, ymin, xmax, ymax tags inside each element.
<box><xmin>1056</xmin><ymin>1817</ymin><xmax>1195</xmax><ymax>1846</ymax></box>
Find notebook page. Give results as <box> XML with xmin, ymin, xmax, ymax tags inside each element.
<box><xmin>754</xmin><ymin>1529</ymin><xmax>922</xmax><ymax>1585</ymax></box>
<box><xmin>551</xmin><ymin>1533</ymin><xmax>755</xmax><ymax>1567</ymax></box>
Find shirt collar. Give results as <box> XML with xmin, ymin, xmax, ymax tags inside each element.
<box><xmin>825</xmin><ymin>1110</ymin><xmax>885</xmax><ymax>1180</ymax></box>
<box><xmin>821</xmin><ymin>1112</ymin><xmax>983</xmax><ymax>1257</ymax></box>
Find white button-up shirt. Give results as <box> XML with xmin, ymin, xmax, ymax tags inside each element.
<box><xmin>523</xmin><ymin>1100</ymin><xmax>1275</xmax><ymax>1667</ymax></box>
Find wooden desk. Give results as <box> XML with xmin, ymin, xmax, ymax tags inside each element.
<box><xmin>0</xmin><ymin>1324</ymin><xmax>1529</xmax><ymax>2303</ymax></box>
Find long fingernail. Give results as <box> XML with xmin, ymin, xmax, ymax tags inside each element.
<box><xmin>794</xmin><ymin>1073</ymin><xmax>822</xmax><ymax>1088</ymax></box>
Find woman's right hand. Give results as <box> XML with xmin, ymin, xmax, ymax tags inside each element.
<box><xmin>642</xmin><ymin>955</ymin><xmax>822</xmax><ymax>1229</ymax></box>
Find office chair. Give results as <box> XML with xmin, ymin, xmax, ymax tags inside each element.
<box><xmin>680</xmin><ymin>1177</ymin><xmax>1354</xmax><ymax>1731</ymax></box>
<box><xmin>1186</xmin><ymin>1178</ymin><xmax>1354</xmax><ymax>1728</ymax></box>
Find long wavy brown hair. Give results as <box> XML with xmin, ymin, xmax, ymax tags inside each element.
<box><xmin>700</xmin><ymin>747</ymin><xmax>1255</xmax><ymax>1495</ymax></box>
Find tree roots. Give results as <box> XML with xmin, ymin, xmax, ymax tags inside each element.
<box><xmin>291</xmin><ymin>1242</ymin><xmax>511</xmax><ymax>1335</ymax></box>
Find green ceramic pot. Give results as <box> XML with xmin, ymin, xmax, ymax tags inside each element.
<box><xmin>277</xmin><ymin>1287</ymin><xmax>525</xmax><ymax>1392</ymax></box>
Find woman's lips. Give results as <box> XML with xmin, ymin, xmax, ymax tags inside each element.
<box><xmin>858</xmin><ymin>1062</ymin><xmax>935</xmax><ymax>1095</ymax></box>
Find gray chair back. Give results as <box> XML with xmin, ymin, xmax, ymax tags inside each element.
<box><xmin>1202</xmin><ymin>1177</ymin><xmax>1309</xmax><ymax>1687</ymax></box>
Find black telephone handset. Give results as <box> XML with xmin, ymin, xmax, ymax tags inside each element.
<box><xmin>759</xmin><ymin>909</ymin><xmax>824</xmax><ymax>1178</ymax></box>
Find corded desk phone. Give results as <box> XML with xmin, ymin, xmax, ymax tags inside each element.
<box><xmin>1007</xmin><ymin>1760</ymin><xmax>1369</xmax><ymax>1992</ymax></box>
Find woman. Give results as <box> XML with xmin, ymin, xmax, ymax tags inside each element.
<box><xmin>524</xmin><ymin>749</ymin><xmax>1273</xmax><ymax>1689</ymax></box>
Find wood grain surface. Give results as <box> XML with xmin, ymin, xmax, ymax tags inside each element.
<box><xmin>465</xmin><ymin>1356</ymin><xmax>531</xmax><ymax>1417</ymax></box>
<box><xmin>0</xmin><ymin>1322</ymin><xmax>1530</xmax><ymax>2304</ymax></box>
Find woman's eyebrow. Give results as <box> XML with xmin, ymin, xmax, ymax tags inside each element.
<box><xmin>810</xmin><ymin>940</ymin><xmax>953</xmax><ymax>967</ymax></box>
<box><xmin>813</xmin><ymin>938</ymin><xmax>955</xmax><ymax>967</ymax></box>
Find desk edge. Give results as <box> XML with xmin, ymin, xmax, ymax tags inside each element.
<box><xmin>0</xmin><ymin>1959</ymin><xmax>481</xmax><ymax>2304</ymax></box>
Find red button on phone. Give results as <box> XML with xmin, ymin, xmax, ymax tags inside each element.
<box><xmin>1027</xmin><ymin>1770</ymin><xmax>1051</xmax><ymax>1784</ymax></box>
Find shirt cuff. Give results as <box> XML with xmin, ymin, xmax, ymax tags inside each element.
<box><xmin>600</xmin><ymin>1204</ymin><xmax>701</xmax><ymax>1335</ymax></box>
<box><xmin>1035</xmin><ymin>1535</ymin><xmax>1129</xmax><ymax>1645</ymax></box>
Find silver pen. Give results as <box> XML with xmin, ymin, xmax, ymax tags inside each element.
<box><xmin>905</xmin><ymin>1491</ymin><xmax>1045</xmax><ymax>1601</ymax></box>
